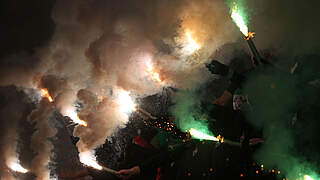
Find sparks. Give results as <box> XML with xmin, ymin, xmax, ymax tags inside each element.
<box><xmin>185</xmin><ymin>30</ymin><xmax>200</xmax><ymax>54</ymax></box>
<box><xmin>7</xmin><ymin>159</ymin><xmax>28</xmax><ymax>173</ymax></box>
<box><xmin>189</xmin><ymin>128</ymin><xmax>219</xmax><ymax>141</ymax></box>
<box><xmin>65</xmin><ymin>109</ymin><xmax>88</xmax><ymax>127</ymax></box>
<box><xmin>40</xmin><ymin>88</ymin><xmax>54</xmax><ymax>102</ymax></box>
<box><xmin>79</xmin><ymin>151</ymin><xmax>103</xmax><ymax>170</ymax></box>
<box><xmin>146</xmin><ymin>60</ymin><xmax>162</xmax><ymax>83</ymax></box>
<box><xmin>231</xmin><ymin>4</ymin><xmax>248</xmax><ymax>37</ymax></box>
<box><xmin>118</xmin><ymin>90</ymin><xmax>136</xmax><ymax>114</ymax></box>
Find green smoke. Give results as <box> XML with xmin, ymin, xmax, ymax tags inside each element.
<box><xmin>170</xmin><ymin>90</ymin><xmax>212</xmax><ymax>137</ymax></box>
<box><xmin>242</xmin><ymin>55</ymin><xmax>320</xmax><ymax>179</ymax></box>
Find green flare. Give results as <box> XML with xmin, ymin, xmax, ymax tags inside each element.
<box><xmin>189</xmin><ymin>128</ymin><xmax>218</xmax><ymax>141</ymax></box>
<box><xmin>304</xmin><ymin>175</ymin><xmax>314</xmax><ymax>180</ymax></box>
<box><xmin>228</xmin><ymin>0</ymin><xmax>249</xmax><ymax>36</ymax></box>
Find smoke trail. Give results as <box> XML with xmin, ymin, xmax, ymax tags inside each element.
<box><xmin>73</xmin><ymin>88</ymin><xmax>132</xmax><ymax>153</ymax></box>
<box><xmin>0</xmin><ymin>87</ymin><xmax>31</xmax><ymax>179</ymax></box>
<box><xmin>28</xmin><ymin>99</ymin><xmax>57</xmax><ymax>180</ymax></box>
<box><xmin>0</xmin><ymin>128</ymin><xmax>19</xmax><ymax>180</ymax></box>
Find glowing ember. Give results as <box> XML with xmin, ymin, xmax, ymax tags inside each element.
<box><xmin>189</xmin><ymin>128</ymin><xmax>219</xmax><ymax>141</ymax></box>
<box><xmin>40</xmin><ymin>88</ymin><xmax>54</xmax><ymax>102</ymax></box>
<box><xmin>185</xmin><ymin>30</ymin><xmax>200</xmax><ymax>53</ymax></box>
<box><xmin>79</xmin><ymin>151</ymin><xmax>102</xmax><ymax>170</ymax></box>
<box><xmin>231</xmin><ymin>4</ymin><xmax>248</xmax><ymax>37</ymax></box>
<box><xmin>146</xmin><ymin>60</ymin><xmax>162</xmax><ymax>83</ymax></box>
<box><xmin>118</xmin><ymin>90</ymin><xmax>136</xmax><ymax>114</ymax></box>
<box><xmin>7</xmin><ymin>159</ymin><xmax>28</xmax><ymax>173</ymax></box>
<box><xmin>65</xmin><ymin>109</ymin><xmax>88</xmax><ymax>127</ymax></box>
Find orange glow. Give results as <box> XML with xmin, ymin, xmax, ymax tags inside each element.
<box><xmin>41</xmin><ymin>88</ymin><xmax>54</xmax><ymax>102</ymax></box>
<box><xmin>146</xmin><ymin>60</ymin><xmax>162</xmax><ymax>83</ymax></box>
<box><xmin>217</xmin><ymin>135</ymin><xmax>224</xmax><ymax>143</ymax></box>
<box><xmin>240</xmin><ymin>173</ymin><xmax>244</xmax><ymax>177</ymax></box>
<box><xmin>185</xmin><ymin>30</ymin><xmax>200</xmax><ymax>53</ymax></box>
<box><xmin>245</xmin><ymin>32</ymin><xmax>256</xmax><ymax>40</ymax></box>
<box><xmin>65</xmin><ymin>109</ymin><xmax>88</xmax><ymax>127</ymax></box>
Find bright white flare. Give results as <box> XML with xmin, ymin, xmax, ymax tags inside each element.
<box><xmin>7</xmin><ymin>159</ymin><xmax>28</xmax><ymax>173</ymax></box>
<box><xmin>79</xmin><ymin>151</ymin><xmax>102</xmax><ymax>170</ymax></box>
<box><xmin>65</xmin><ymin>109</ymin><xmax>88</xmax><ymax>127</ymax></box>
<box><xmin>118</xmin><ymin>90</ymin><xmax>136</xmax><ymax>114</ymax></box>
<box><xmin>146</xmin><ymin>60</ymin><xmax>162</xmax><ymax>83</ymax></box>
<box><xmin>189</xmin><ymin>128</ymin><xmax>219</xmax><ymax>141</ymax></box>
<box><xmin>304</xmin><ymin>175</ymin><xmax>314</xmax><ymax>180</ymax></box>
<box><xmin>184</xmin><ymin>30</ymin><xmax>200</xmax><ymax>54</ymax></box>
<box><xmin>231</xmin><ymin>4</ymin><xmax>249</xmax><ymax>37</ymax></box>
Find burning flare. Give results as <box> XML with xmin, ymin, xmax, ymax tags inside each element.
<box><xmin>304</xmin><ymin>175</ymin><xmax>315</xmax><ymax>180</ymax></box>
<box><xmin>7</xmin><ymin>158</ymin><xmax>28</xmax><ymax>173</ymax></box>
<box><xmin>40</xmin><ymin>88</ymin><xmax>54</xmax><ymax>102</ymax></box>
<box><xmin>65</xmin><ymin>109</ymin><xmax>88</xmax><ymax>127</ymax></box>
<box><xmin>189</xmin><ymin>128</ymin><xmax>219</xmax><ymax>141</ymax></box>
<box><xmin>231</xmin><ymin>4</ymin><xmax>248</xmax><ymax>37</ymax></box>
<box><xmin>146</xmin><ymin>60</ymin><xmax>162</xmax><ymax>83</ymax></box>
<box><xmin>79</xmin><ymin>151</ymin><xmax>102</xmax><ymax>170</ymax></box>
<box><xmin>118</xmin><ymin>90</ymin><xmax>136</xmax><ymax>114</ymax></box>
<box><xmin>185</xmin><ymin>30</ymin><xmax>200</xmax><ymax>54</ymax></box>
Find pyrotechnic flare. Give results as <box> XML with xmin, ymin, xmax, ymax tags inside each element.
<box><xmin>189</xmin><ymin>129</ymin><xmax>241</xmax><ymax>146</ymax></box>
<box><xmin>231</xmin><ymin>4</ymin><xmax>248</xmax><ymax>37</ymax></box>
<box><xmin>64</xmin><ymin>108</ymin><xmax>88</xmax><ymax>127</ymax></box>
<box><xmin>7</xmin><ymin>158</ymin><xmax>28</xmax><ymax>173</ymax></box>
<box><xmin>304</xmin><ymin>175</ymin><xmax>315</xmax><ymax>180</ymax></box>
<box><xmin>40</xmin><ymin>88</ymin><xmax>54</xmax><ymax>102</ymax></box>
<box><xmin>231</xmin><ymin>3</ymin><xmax>262</xmax><ymax>65</ymax></box>
<box><xmin>184</xmin><ymin>30</ymin><xmax>201</xmax><ymax>54</ymax></box>
<box><xmin>117</xmin><ymin>90</ymin><xmax>136</xmax><ymax>114</ymax></box>
<box><xmin>146</xmin><ymin>60</ymin><xmax>162</xmax><ymax>83</ymax></box>
<box><xmin>79</xmin><ymin>151</ymin><xmax>103</xmax><ymax>170</ymax></box>
<box><xmin>189</xmin><ymin>128</ymin><xmax>219</xmax><ymax>141</ymax></box>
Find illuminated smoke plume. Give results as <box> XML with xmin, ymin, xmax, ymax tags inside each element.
<box><xmin>28</xmin><ymin>99</ymin><xmax>57</xmax><ymax>180</ymax></box>
<box><xmin>0</xmin><ymin>0</ymin><xmax>265</xmax><ymax>172</ymax></box>
<box><xmin>73</xmin><ymin>88</ymin><xmax>135</xmax><ymax>153</ymax></box>
<box><xmin>0</xmin><ymin>128</ymin><xmax>20</xmax><ymax>180</ymax></box>
<box><xmin>0</xmin><ymin>88</ymin><xmax>30</xmax><ymax>180</ymax></box>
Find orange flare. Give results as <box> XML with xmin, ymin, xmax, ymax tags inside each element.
<box><xmin>41</xmin><ymin>88</ymin><xmax>54</xmax><ymax>102</ymax></box>
<box><xmin>65</xmin><ymin>109</ymin><xmax>88</xmax><ymax>127</ymax></box>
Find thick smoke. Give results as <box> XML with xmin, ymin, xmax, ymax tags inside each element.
<box><xmin>28</xmin><ymin>99</ymin><xmax>57</xmax><ymax>180</ymax></box>
<box><xmin>1</xmin><ymin>0</ymin><xmax>319</xmax><ymax>176</ymax></box>
<box><xmin>0</xmin><ymin>88</ymin><xmax>30</xmax><ymax>179</ymax></box>
<box><xmin>29</xmin><ymin>0</ymin><xmax>237</xmax><ymax>155</ymax></box>
<box><xmin>242</xmin><ymin>58</ymin><xmax>320</xmax><ymax>179</ymax></box>
<box><xmin>0</xmin><ymin>129</ymin><xmax>19</xmax><ymax>180</ymax></box>
<box><xmin>73</xmin><ymin>89</ymin><xmax>131</xmax><ymax>152</ymax></box>
<box><xmin>171</xmin><ymin>90</ymin><xmax>213</xmax><ymax>136</ymax></box>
